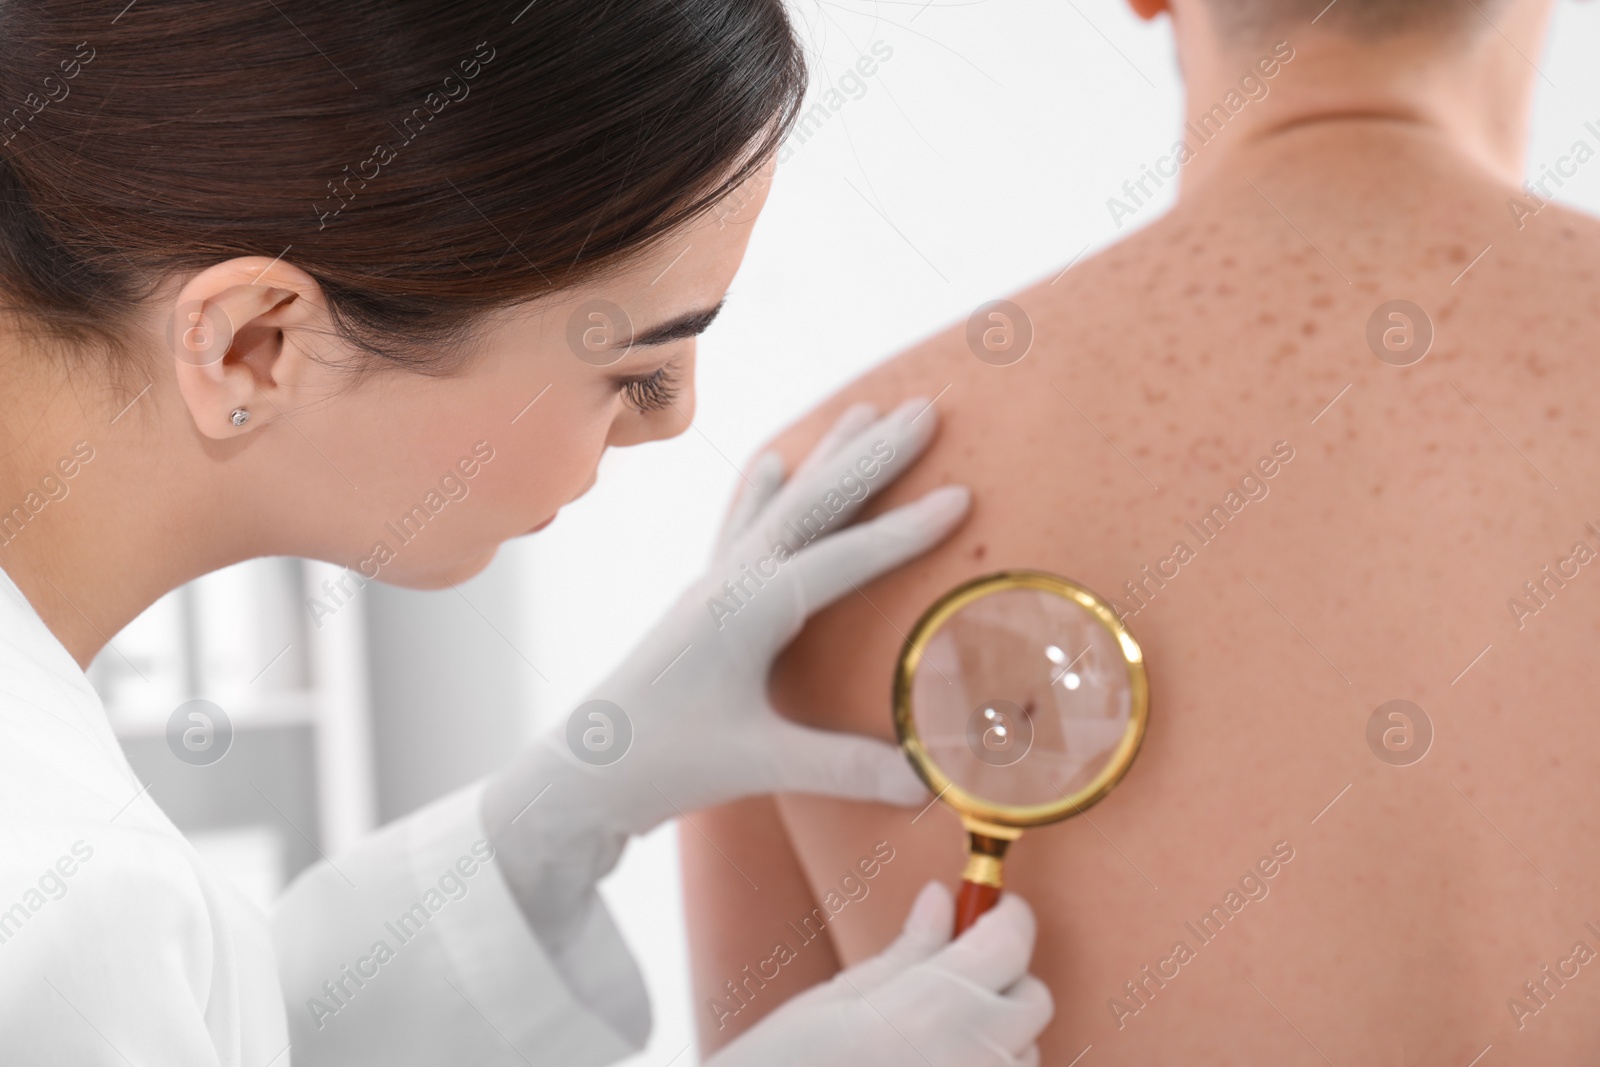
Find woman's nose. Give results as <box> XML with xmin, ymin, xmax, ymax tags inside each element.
<box><xmin>608</xmin><ymin>393</ymin><xmax>695</xmax><ymax>448</ymax></box>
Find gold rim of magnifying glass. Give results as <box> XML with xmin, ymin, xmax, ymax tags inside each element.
<box><xmin>892</xmin><ymin>569</ymin><xmax>1149</xmax><ymax>830</ymax></box>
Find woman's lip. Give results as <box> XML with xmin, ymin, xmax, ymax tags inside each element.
<box><xmin>528</xmin><ymin>513</ymin><xmax>556</xmax><ymax>533</ymax></box>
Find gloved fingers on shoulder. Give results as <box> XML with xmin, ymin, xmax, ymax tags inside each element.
<box><xmin>757</xmin><ymin>397</ymin><xmax>940</xmax><ymax>538</ymax></box>
<box><xmin>784</xmin><ymin>485</ymin><xmax>970</xmax><ymax>613</ymax></box>
<box><xmin>717</xmin><ymin>451</ymin><xmax>786</xmax><ymax>554</ymax></box>
<box><xmin>767</xmin><ymin>718</ymin><xmax>929</xmax><ymax>807</ymax></box>
<box><xmin>839</xmin><ymin>882</ymin><xmax>954</xmax><ymax>993</ymax></box>
<box><xmin>791</xmin><ymin>401</ymin><xmax>880</xmax><ymax>481</ymax></box>
<box><xmin>721</xmin><ymin>484</ymin><xmax>967</xmax><ymax>647</ymax></box>
<box><xmin>929</xmin><ymin>892</ymin><xmax>1038</xmax><ymax>993</ymax></box>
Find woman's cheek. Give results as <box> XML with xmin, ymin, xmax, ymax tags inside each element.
<box><xmin>522</xmin><ymin>415</ymin><xmax>607</xmax><ymax>506</ymax></box>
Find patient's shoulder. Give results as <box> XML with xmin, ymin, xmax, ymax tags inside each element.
<box><xmin>756</xmin><ymin>226</ymin><xmax>1183</xmax><ymax>478</ymax></box>
<box><xmin>761</xmin><ymin>162</ymin><xmax>1600</xmax><ymax>477</ymax></box>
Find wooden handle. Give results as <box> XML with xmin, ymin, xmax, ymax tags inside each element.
<box><xmin>953</xmin><ymin>878</ymin><xmax>1003</xmax><ymax>935</ymax></box>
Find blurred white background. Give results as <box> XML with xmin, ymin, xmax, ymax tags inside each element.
<box><xmin>90</xmin><ymin>2</ymin><xmax>1600</xmax><ymax>1064</ymax></box>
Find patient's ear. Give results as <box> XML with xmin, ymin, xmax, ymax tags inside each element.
<box><xmin>1126</xmin><ymin>0</ymin><xmax>1169</xmax><ymax>19</ymax></box>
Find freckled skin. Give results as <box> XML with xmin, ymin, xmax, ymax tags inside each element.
<box><xmin>682</xmin><ymin>125</ymin><xmax>1600</xmax><ymax>1064</ymax></box>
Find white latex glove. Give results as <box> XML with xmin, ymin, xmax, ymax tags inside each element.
<box><xmin>709</xmin><ymin>882</ymin><xmax>1053</xmax><ymax>1067</ymax></box>
<box><xmin>483</xmin><ymin>398</ymin><xmax>969</xmax><ymax>952</ymax></box>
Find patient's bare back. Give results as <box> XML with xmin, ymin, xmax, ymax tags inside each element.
<box><xmin>689</xmin><ymin>125</ymin><xmax>1600</xmax><ymax>1064</ymax></box>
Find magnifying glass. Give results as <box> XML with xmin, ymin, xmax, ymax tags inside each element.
<box><xmin>893</xmin><ymin>569</ymin><xmax>1149</xmax><ymax>935</ymax></box>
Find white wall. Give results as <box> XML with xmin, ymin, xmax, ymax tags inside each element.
<box><xmin>507</xmin><ymin>2</ymin><xmax>1600</xmax><ymax>1063</ymax></box>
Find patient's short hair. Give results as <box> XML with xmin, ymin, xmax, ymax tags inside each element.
<box><xmin>1207</xmin><ymin>0</ymin><xmax>1511</xmax><ymax>41</ymax></box>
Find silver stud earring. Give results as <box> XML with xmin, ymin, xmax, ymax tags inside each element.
<box><xmin>230</xmin><ymin>408</ymin><xmax>250</xmax><ymax>427</ymax></box>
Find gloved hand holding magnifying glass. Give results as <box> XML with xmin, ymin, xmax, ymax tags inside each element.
<box><xmin>707</xmin><ymin>881</ymin><xmax>1051</xmax><ymax>1067</ymax></box>
<box><xmin>482</xmin><ymin>397</ymin><xmax>1054</xmax><ymax>1063</ymax></box>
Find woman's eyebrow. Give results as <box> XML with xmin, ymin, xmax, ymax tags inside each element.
<box><xmin>630</xmin><ymin>300</ymin><xmax>725</xmax><ymax>347</ymax></box>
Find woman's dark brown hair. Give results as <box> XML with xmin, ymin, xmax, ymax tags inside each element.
<box><xmin>0</xmin><ymin>1</ymin><xmax>806</xmax><ymax>378</ymax></box>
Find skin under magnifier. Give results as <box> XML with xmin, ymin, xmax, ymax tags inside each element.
<box><xmin>893</xmin><ymin>570</ymin><xmax>1150</xmax><ymax>934</ymax></box>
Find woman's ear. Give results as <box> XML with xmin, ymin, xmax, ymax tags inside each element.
<box><xmin>167</xmin><ymin>256</ymin><xmax>333</xmax><ymax>440</ymax></box>
<box><xmin>1126</xmin><ymin>0</ymin><xmax>1170</xmax><ymax>20</ymax></box>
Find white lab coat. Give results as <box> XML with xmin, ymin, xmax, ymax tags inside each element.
<box><xmin>0</xmin><ymin>565</ymin><xmax>650</xmax><ymax>1066</ymax></box>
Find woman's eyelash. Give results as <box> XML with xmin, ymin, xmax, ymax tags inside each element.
<box><xmin>620</xmin><ymin>363</ymin><xmax>681</xmax><ymax>413</ymax></box>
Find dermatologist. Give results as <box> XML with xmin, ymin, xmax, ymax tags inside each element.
<box><xmin>0</xmin><ymin>1</ymin><xmax>1051</xmax><ymax>1065</ymax></box>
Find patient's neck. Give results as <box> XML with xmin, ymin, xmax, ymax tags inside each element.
<box><xmin>1172</xmin><ymin>20</ymin><xmax>1549</xmax><ymax>196</ymax></box>
<box><xmin>1178</xmin><ymin>117</ymin><xmax>1507</xmax><ymax>214</ymax></box>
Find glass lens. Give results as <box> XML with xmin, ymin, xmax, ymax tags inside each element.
<box><xmin>910</xmin><ymin>585</ymin><xmax>1133</xmax><ymax>809</ymax></box>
